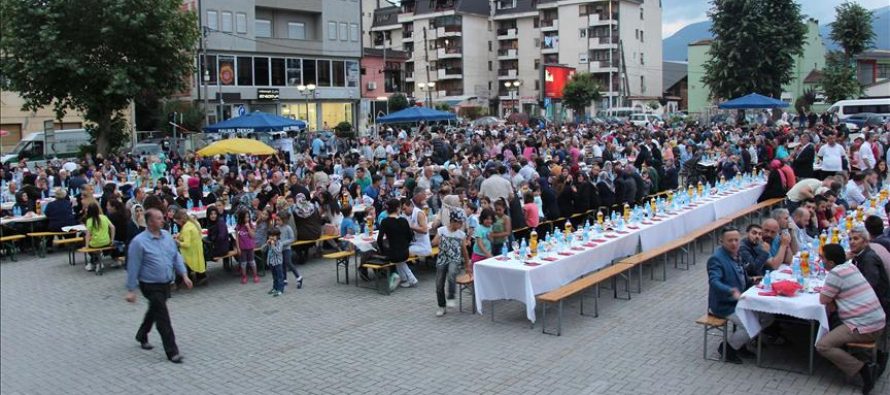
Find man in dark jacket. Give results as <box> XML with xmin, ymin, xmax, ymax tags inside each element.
<box><xmin>739</xmin><ymin>224</ymin><xmax>770</xmax><ymax>276</ymax></box>
<box><xmin>849</xmin><ymin>226</ymin><xmax>890</xmax><ymax>319</ymax></box>
<box><xmin>44</xmin><ymin>187</ymin><xmax>77</xmax><ymax>232</ymax></box>
<box><xmin>708</xmin><ymin>226</ymin><xmax>771</xmax><ymax>363</ymax></box>
<box><xmin>791</xmin><ymin>133</ymin><xmax>815</xmax><ymax>179</ymax></box>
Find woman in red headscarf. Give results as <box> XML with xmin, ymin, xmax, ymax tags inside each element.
<box><xmin>758</xmin><ymin>159</ymin><xmax>791</xmax><ymax>202</ymax></box>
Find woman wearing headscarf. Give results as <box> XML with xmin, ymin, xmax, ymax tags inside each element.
<box><xmin>434</xmin><ymin>194</ymin><xmax>463</xmax><ymax>230</ymax></box>
<box><xmin>204</xmin><ymin>205</ymin><xmax>231</xmax><ymax>259</ymax></box>
<box><xmin>292</xmin><ymin>193</ymin><xmax>324</xmax><ymax>265</ymax></box>
<box><xmin>758</xmin><ymin>160</ymin><xmax>790</xmax><ymax>202</ymax></box>
<box><xmin>596</xmin><ymin>169</ymin><xmax>615</xmax><ymax>210</ymax></box>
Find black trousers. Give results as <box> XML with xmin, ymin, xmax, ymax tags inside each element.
<box><xmin>136</xmin><ymin>282</ymin><xmax>179</xmax><ymax>358</ymax></box>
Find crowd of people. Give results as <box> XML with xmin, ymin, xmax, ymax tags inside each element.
<box><xmin>1</xmin><ymin>112</ymin><xmax>889</xmax><ymax>374</ymax></box>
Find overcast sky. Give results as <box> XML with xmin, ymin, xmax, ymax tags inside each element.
<box><xmin>662</xmin><ymin>0</ymin><xmax>889</xmax><ymax>37</ymax></box>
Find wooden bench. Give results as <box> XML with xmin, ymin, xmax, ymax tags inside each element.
<box><xmin>292</xmin><ymin>234</ymin><xmax>341</xmax><ymax>258</ymax></box>
<box><xmin>77</xmin><ymin>245</ymin><xmax>116</xmax><ymax>275</ymax></box>
<box><xmin>212</xmin><ymin>250</ymin><xmax>240</xmax><ymax>273</ymax></box>
<box><xmin>536</xmin><ymin>263</ymin><xmax>633</xmax><ymax>336</ymax></box>
<box><xmin>0</xmin><ymin>234</ymin><xmax>27</xmax><ymax>261</ymax></box>
<box><xmin>53</xmin><ymin>237</ymin><xmax>85</xmax><ymax>265</ymax></box>
<box><xmin>323</xmin><ymin>250</ymin><xmax>355</xmax><ymax>284</ymax></box>
<box><xmin>28</xmin><ymin>231</ymin><xmax>77</xmax><ymax>258</ymax></box>
<box><xmin>696</xmin><ymin>314</ymin><xmax>730</xmax><ymax>362</ymax></box>
<box><xmin>846</xmin><ymin>342</ymin><xmax>878</xmax><ymax>364</ymax></box>
<box><xmin>722</xmin><ymin>197</ymin><xmax>784</xmax><ymax>226</ymax></box>
<box><xmin>356</xmin><ymin>260</ymin><xmax>399</xmax><ymax>295</ymax></box>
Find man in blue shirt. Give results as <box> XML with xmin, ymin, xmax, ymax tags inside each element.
<box><xmin>311</xmin><ymin>134</ymin><xmax>325</xmax><ymax>156</ymax></box>
<box><xmin>125</xmin><ymin>208</ymin><xmax>192</xmax><ymax>363</ymax></box>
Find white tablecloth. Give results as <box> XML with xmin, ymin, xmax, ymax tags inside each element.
<box><xmin>735</xmin><ymin>285</ymin><xmax>829</xmax><ymax>345</ymax></box>
<box><xmin>1</xmin><ymin>215</ymin><xmax>47</xmax><ymax>226</ymax></box>
<box><xmin>342</xmin><ymin>231</ymin><xmax>379</xmax><ymax>253</ymax></box>
<box><xmin>474</xmin><ymin>183</ymin><xmax>766</xmax><ymax>322</ymax></box>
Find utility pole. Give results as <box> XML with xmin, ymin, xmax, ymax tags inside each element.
<box><xmin>202</xmin><ymin>26</ymin><xmax>210</xmax><ymax>127</ymax></box>
<box><xmin>608</xmin><ymin>0</ymin><xmax>613</xmax><ymax>109</ymax></box>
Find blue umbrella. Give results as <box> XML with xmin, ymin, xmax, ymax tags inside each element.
<box><xmin>718</xmin><ymin>93</ymin><xmax>789</xmax><ymax>109</ymax></box>
<box><xmin>204</xmin><ymin>111</ymin><xmax>307</xmax><ymax>133</ymax></box>
<box><xmin>377</xmin><ymin>106</ymin><xmax>456</xmax><ymax>124</ymax></box>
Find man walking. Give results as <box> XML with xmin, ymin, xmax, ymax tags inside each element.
<box><xmin>125</xmin><ymin>208</ymin><xmax>192</xmax><ymax>363</ymax></box>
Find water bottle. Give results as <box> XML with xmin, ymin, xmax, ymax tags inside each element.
<box><xmin>519</xmin><ymin>238</ymin><xmax>528</xmax><ymax>259</ymax></box>
<box><xmin>172</xmin><ymin>224</ymin><xmax>179</xmax><ymax>234</ymax></box>
<box><xmin>187</xmin><ymin>200</ymin><xmax>193</xmax><ymax>210</ymax></box>
<box><xmin>763</xmin><ymin>270</ymin><xmax>772</xmax><ymax>291</ymax></box>
<box><xmin>501</xmin><ymin>242</ymin><xmax>508</xmax><ymax>258</ymax></box>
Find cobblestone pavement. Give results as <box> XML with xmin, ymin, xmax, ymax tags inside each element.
<box><xmin>1</xmin><ymin>242</ymin><xmax>887</xmax><ymax>395</ymax></box>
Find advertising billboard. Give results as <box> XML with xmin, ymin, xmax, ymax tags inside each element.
<box><xmin>543</xmin><ymin>65</ymin><xmax>576</xmax><ymax>99</ymax></box>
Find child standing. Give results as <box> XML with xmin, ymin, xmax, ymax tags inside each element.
<box><xmin>275</xmin><ymin>211</ymin><xmax>302</xmax><ymax>289</ymax></box>
<box><xmin>432</xmin><ymin>211</ymin><xmax>469</xmax><ymax>316</ymax></box>
<box><xmin>522</xmin><ymin>191</ymin><xmax>539</xmax><ymax>229</ymax></box>
<box><xmin>264</xmin><ymin>228</ymin><xmax>284</xmax><ymax>296</ymax></box>
<box><xmin>235</xmin><ymin>208</ymin><xmax>258</xmax><ymax>284</ymax></box>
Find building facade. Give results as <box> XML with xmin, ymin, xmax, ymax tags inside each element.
<box><xmin>686</xmin><ymin>19</ymin><xmax>827</xmax><ymax>115</ymax></box>
<box><xmin>192</xmin><ymin>0</ymin><xmax>361</xmax><ymax>131</ymax></box>
<box><xmin>363</xmin><ymin>0</ymin><xmax>662</xmax><ymax>119</ymax></box>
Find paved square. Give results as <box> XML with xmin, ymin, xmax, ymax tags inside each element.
<box><xmin>1</xmin><ymin>244</ymin><xmax>886</xmax><ymax>395</ymax></box>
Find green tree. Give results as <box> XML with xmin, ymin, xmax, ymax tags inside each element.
<box><xmin>0</xmin><ymin>0</ymin><xmax>199</xmax><ymax>154</ymax></box>
<box><xmin>701</xmin><ymin>0</ymin><xmax>806</xmax><ymax>101</ymax></box>
<box><xmin>388</xmin><ymin>93</ymin><xmax>409</xmax><ymax>113</ymax></box>
<box><xmin>822</xmin><ymin>51</ymin><xmax>862</xmax><ymax>103</ymax></box>
<box><xmin>561</xmin><ymin>72</ymin><xmax>601</xmax><ymax>120</ymax></box>
<box><xmin>830</xmin><ymin>2</ymin><xmax>874</xmax><ymax>58</ymax></box>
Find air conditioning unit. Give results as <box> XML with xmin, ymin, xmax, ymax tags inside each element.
<box><xmin>367</xmin><ymin>81</ymin><xmax>377</xmax><ymax>90</ymax></box>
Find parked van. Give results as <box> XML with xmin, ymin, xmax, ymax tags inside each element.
<box><xmin>1</xmin><ymin>129</ymin><xmax>91</xmax><ymax>168</ymax></box>
<box><xmin>826</xmin><ymin>98</ymin><xmax>890</xmax><ymax>120</ymax></box>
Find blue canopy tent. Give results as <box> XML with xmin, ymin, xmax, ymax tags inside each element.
<box><xmin>203</xmin><ymin>111</ymin><xmax>307</xmax><ymax>133</ymax></box>
<box><xmin>718</xmin><ymin>93</ymin><xmax>789</xmax><ymax>109</ymax></box>
<box><xmin>376</xmin><ymin>106</ymin><xmax>457</xmax><ymax>124</ymax></box>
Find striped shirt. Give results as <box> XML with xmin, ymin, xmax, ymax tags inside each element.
<box><xmin>821</xmin><ymin>262</ymin><xmax>886</xmax><ymax>334</ymax></box>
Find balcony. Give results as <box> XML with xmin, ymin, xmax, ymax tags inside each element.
<box><xmin>496</xmin><ymin>28</ymin><xmax>517</xmax><ymax>40</ymax></box>
<box><xmin>405</xmin><ymin>71</ymin><xmax>415</xmax><ymax>82</ymax></box>
<box><xmin>443</xmin><ymin>89</ymin><xmax>463</xmax><ymax>97</ymax></box>
<box><xmin>541</xmin><ymin>19</ymin><xmax>558</xmax><ymax>31</ymax></box>
<box><xmin>436</xmin><ymin>25</ymin><xmax>462</xmax><ymax>37</ymax></box>
<box><xmin>589</xmin><ymin>35</ymin><xmax>618</xmax><ymax>49</ymax></box>
<box><xmin>437</xmin><ymin>47</ymin><xmax>462</xmax><ymax>59</ymax></box>
<box><xmin>588</xmin><ymin>14</ymin><xmax>617</xmax><ymax>26</ymax></box>
<box><xmin>497</xmin><ymin>69</ymin><xmax>518</xmax><ymax>79</ymax></box>
<box><xmin>497</xmin><ymin>48</ymin><xmax>518</xmax><ymax>59</ymax></box>
<box><xmin>402</xmin><ymin>31</ymin><xmax>414</xmax><ymax>41</ymax></box>
<box><xmin>541</xmin><ymin>39</ymin><xmax>558</xmax><ymax>54</ymax></box>
<box><xmin>589</xmin><ymin>60</ymin><xmax>619</xmax><ymax>72</ymax></box>
<box><xmin>437</xmin><ymin>67</ymin><xmax>463</xmax><ymax>80</ymax></box>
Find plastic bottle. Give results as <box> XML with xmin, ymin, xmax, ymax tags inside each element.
<box><xmin>519</xmin><ymin>238</ymin><xmax>528</xmax><ymax>259</ymax></box>
<box><xmin>529</xmin><ymin>229</ymin><xmax>538</xmax><ymax>257</ymax></box>
<box><xmin>172</xmin><ymin>224</ymin><xmax>179</xmax><ymax>234</ymax></box>
<box><xmin>763</xmin><ymin>270</ymin><xmax>772</xmax><ymax>291</ymax></box>
<box><xmin>800</xmin><ymin>251</ymin><xmax>810</xmax><ymax>277</ymax></box>
<box><xmin>501</xmin><ymin>242</ymin><xmax>508</xmax><ymax>258</ymax></box>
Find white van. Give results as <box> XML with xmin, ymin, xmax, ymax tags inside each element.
<box><xmin>826</xmin><ymin>98</ymin><xmax>890</xmax><ymax>120</ymax></box>
<box><xmin>1</xmin><ymin>129</ymin><xmax>91</xmax><ymax>168</ymax></box>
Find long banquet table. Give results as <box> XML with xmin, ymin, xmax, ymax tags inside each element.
<box><xmin>474</xmin><ymin>183</ymin><xmax>766</xmax><ymax>322</ymax></box>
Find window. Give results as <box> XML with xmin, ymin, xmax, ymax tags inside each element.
<box><xmin>350</xmin><ymin>23</ymin><xmax>359</xmax><ymax>42</ymax></box>
<box><xmin>286</xmin><ymin>58</ymin><xmax>302</xmax><ymax>86</ymax></box>
<box><xmin>236</xmin><ymin>56</ymin><xmax>252</xmax><ymax>85</ymax></box>
<box><xmin>534</xmin><ymin>59</ymin><xmax>540</xmax><ymax>69</ymax></box>
<box><xmin>640</xmin><ymin>8</ymin><xmax>644</xmax><ymax>20</ymax></box>
<box><xmin>200</xmin><ymin>55</ymin><xmax>218</xmax><ymax>84</ymax></box>
<box><xmin>580</xmin><ymin>28</ymin><xmax>587</xmax><ymax>38</ymax></box>
<box><xmin>641</xmin><ymin>76</ymin><xmax>645</xmax><ymax>93</ymax></box>
<box><xmin>879</xmin><ymin>64</ymin><xmax>890</xmax><ymax>79</ymax></box>
<box><xmin>254</xmin><ymin>57</ymin><xmax>270</xmax><ymax>86</ymax></box>
<box><xmin>288</xmin><ymin>22</ymin><xmax>305</xmax><ymax>39</ymax></box>
<box><xmin>640</xmin><ymin>53</ymin><xmax>644</xmax><ymax>66</ymax></box>
<box><xmin>634</xmin><ymin>29</ymin><xmax>638</xmax><ymax>39</ymax></box>
<box><xmin>533</xmin><ymin>17</ymin><xmax>539</xmax><ymax>28</ymax></box>
<box><xmin>535</xmin><ymin>80</ymin><xmax>540</xmax><ymax>90</ymax></box>
<box><xmin>332</xmin><ymin>60</ymin><xmax>346</xmax><ymax>87</ymax></box>
<box><xmin>339</xmin><ymin>22</ymin><xmax>348</xmax><ymax>42</ymax></box>
<box><xmin>640</xmin><ymin>30</ymin><xmax>644</xmax><ymax>42</ymax></box>
<box><xmin>271</xmin><ymin>58</ymin><xmax>286</xmax><ymax>86</ymax></box>
<box><xmin>236</xmin><ymin>12</ymin><xmax>247</xmax><ymax>34</ymax></box>
<box><xmin>219</xmin><ymin>56</ymin><xmax>235</xmax><ymax>85</ymax></box>
<box><xmin>256</xmin><ymin>19</ymin><xmax>272</xmax><ymax>38</ymax></box>
<box><xmin>488</xmin><ymin>41</ymin><xmax>492</xmax><ymax>51</ymax></box>
<box><xmin>221</xmin><ymin>11</ymin><xmax>233</xmax><ymax>32</ymax></box>
<box><xmin>206</xmin><ymin>10</ymin><xmax>218</xmax><ymax>30</ymax></box>
<box><xmin>303</xmin><ymin>59</ymin><xmax>317</xmax><ymax>85</ymax></box>
<box><xmin>346</xmin><ymin>60</ymin><xmax>359</xmax><ymax>87</ymax></box>
<box><xmin>317</xmin><ymin>60</ymin><xmax>331</xmax><ymax>86</ymax></box>
<box><xmin>328</xmin><ymin>22</ymin><xmax>337</xmax><ymax>40</ymax></box>
<box><xmin>488</xmin><ymin>61</ymin><xmax>492</xmax><ymax>71</ymax></box>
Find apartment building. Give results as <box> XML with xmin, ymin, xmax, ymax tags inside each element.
<box><xmin>493</xmin><ymin>0</ymin><xmax>662</xmax><ymax>116</ymax></box>
<box><xmin>192</xmin><ymin>0</ymin><xmax>361</xmax><ymax>130</ymax></box>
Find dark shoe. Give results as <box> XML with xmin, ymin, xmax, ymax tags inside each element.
<box><xmin>860</xmin><ymin>362</ymin><xmax>876</xmax><ymax>395</ymax></box>
<box><xmin>717</xmin><ymin>342</ymin><xmax>743</xmax><ymax>364</ymax></box>
<box><xmin>736</xmin><ymin>347</ymin><xmax>757</xmax><ymax>359</ymax></box>
<box><xmin>135</xmin><ymin>336</ymin><xmax>153</xmax><ymax>350</ymax></box>
<box><xmin>168</xmin><ymin>354</ymin><xmax>183</xmax><ymax>364</ymax></box>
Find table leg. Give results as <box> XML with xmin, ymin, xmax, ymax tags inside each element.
<box><xmin>808</xmin><ymin>320</ymin><xmax>815</xmax><ymax>375</ymax></box>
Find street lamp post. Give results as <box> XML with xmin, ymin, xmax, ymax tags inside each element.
<box><xmin>203</xmin><ymin>70</ymin><xmax>210</xmax><ymax>126</ymax></box>
<box><xmin>297</xmin><ymin>84</ymin><xmax>316</xmax><ymax>130</ymax></box>
<box><xmin>504</xmin><ymin>80</ymin><xmax>522</xmax><ymax>115</ymax></box>
<box><xmin>419</xmin><ymin>82</ymin><xmax>436</xmax><ymax>108</ymax></box>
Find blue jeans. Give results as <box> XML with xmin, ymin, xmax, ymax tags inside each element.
<box><xmin>271</xmin><ymin>264</ymin><xmax>284</xmax><ymax>292</ymax></box>
<box><xmin>281</xmin><ymin>249</ymin><xmax>300</xmax><ymax>281</ymax></box>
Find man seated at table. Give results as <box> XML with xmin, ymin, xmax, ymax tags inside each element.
<box><xmin>44</xmin><ymin>187</ymin><xmax>77</xmax><ymax>233</ymax></box>
<box><xmin>740</xmin><ymin>224</ymin><xmax>769</xmax><ymax>276</ymax></box>
<box><xmin>770</xmin><ymin>208</ymin><xmax>800</xmax><ymax>254</ymax></box>
<box><xmin>761</xmin><ymin>218</ymin><xmax>793</xmax><ymax>270</ymax></box>
<box><xmin>817</xmin><ymin>244</ymin><xmax>885</xmax><ymax>395</ymax></box>
<box><xmin>792</xmin><ymin>207</ymin><xmax>815</xmax><ymax>248</ymax></box>
<box><xmin>848</xmin><ymin>225</ymin><xmax>890</xmax><ymax>318</ymax></box>
<box><xmin>707</xmin><ymin>226</ymin><xmax>773</xmax><ymax>364</ymax></box>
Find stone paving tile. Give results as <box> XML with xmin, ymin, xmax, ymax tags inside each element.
<box><xmin>1</xmin><ymin>243</ymin><xmax>887</xmax><ymax>395</ymax></box>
